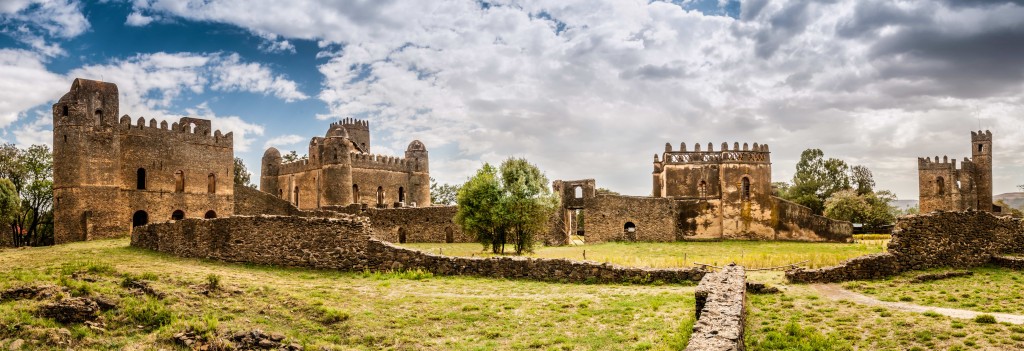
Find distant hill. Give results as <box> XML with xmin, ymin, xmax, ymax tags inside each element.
<box><xmin>891</xmin><ymin>199</ymin><xmax>919</xmax><ymax>211</ymax></box>
<box><xmin>995</xmin><ymin>192</ymin><xmax>1024</xmax><ymax>210</ymax></box>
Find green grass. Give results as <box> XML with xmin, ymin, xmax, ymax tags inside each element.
<box><xmin>843</xmin><ymin>266</ymin><xmax>1024</xmax><ymax>314</ymax></box>
<box><xmin>0</xmin><ymin>239</ymin><xmax>695</xmax><ymax>350</ymax></box>
<box><xmin>401</xmin><ymin>239</ymin><xmax>886</xmax><ymax>269</ymax></box>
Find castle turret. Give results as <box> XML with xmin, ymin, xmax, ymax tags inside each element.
<box><xmin>341</xmin><ymin>118</ymin><xmax>370</xmax><ymax>152</ymax></box>
<box><xmin>321</xmin><ymin>132</ymin><xmax>354</xmax><ymax>206</ymax></box>
<box><xmin>405</xmin><ymin>140</ymin><xmax>430</xmax><ymax>206</ymax></box>
<box><xmin>261</xmin><ymin>147</ymin><xmax>282</xmax><ymax>198</ymax></box>
<box><xmin>972</xmin><ymin>130</ymin><xmax>993</xmax><ymax>211</ymax></box>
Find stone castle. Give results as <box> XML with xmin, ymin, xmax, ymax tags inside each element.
<box><xmin>259</xmin><ymin>119</ymin><xmax>430</xmax><ymax>210</ymax></box>
<box><xmin>917</xmin><ymin>130</ymin><xmax>994</xmax><ymax>213</ymax></box>
<box><xmin>52</xmin><ymin>79</ymin><xmax>235</xmax><ymax>244</ymax></box>
<box><xmin>552</xmin><ymin>142</ymin><xmax>853</xmax><ymax>243</ymax></box>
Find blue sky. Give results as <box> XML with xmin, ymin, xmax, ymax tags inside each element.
<box><xmin>2</xmin><ymin>0</ymin><xmax>1023</xmax><ymax>200</ymax></box>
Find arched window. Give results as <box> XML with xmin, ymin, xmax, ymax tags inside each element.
<box><xmin>207</xmin><ymin>173</ymin><xmax>216</xmax><ymax>194</ymax></box>
<box><xmin>574</xmin><ymin>186</ymin><xmax>583</xmax><ymax>199</ymax></box>
<box><xmin>624</xmin><ymin>222</ymin><xmax>636</xmax><ymax>233</ymax></box>
<box><xmin>132</xmin><ymin>210</ymin><xmax>148</xmax><ymax>228</ymax></box>
<box><xmin>204</xmin><ymin>210</ymin><xmax>217</xmax><ymax>219</ymax></box>
<box><xmin>978</xmin><ymin>144</ymin><xmax>984</xmax><ymax>153</ymax></box>
<box><xmin>937</xmin><ymin>177</ymin><xmax>946</xmax><ymax>196</ymax></box>
<box><xmin>61</xmin><ymin>105</ymin><xmax>68</xmax><ymax>117</ymax></box>
<box><xmin>174</xmin><ymin>171</ymin><xmax>185</xmax><ymax>192</ymax></box>
<box><xmin>95</xmin><ymin>109</ymin><xmax>103</xmax><ymax>125</ymax></box>
<box><xmin>445</xmin><ymin>227</ymin><xmax>454</xmax><ymax>243</ymax></box>
<box><xmin>294</xmin><ymin>186</ymin><xmax>300</xmax><ymax>206</ymax></box>
<box><xmin>136</xmin><ymin>168</ymin><xmax>147</xmax><ymax>190</ymax></box>
<box><xmin>698</xmin><ymin>180</ymin><xmax>707</xmax><ymax>198</ymax></box>
<box><xmin>171</xmin><ymin>210</ymin><xmax>185</xmax><ymax>220</ymax></box>
<box><xmin>397</xmin><ymin>227</ymin><xmax>407</xmax><ymax>244</ymax></box>
<box><xmin>353</xmin><ymin>184</ymin><xmax>360</xmax><ymax>203</ymax></box>
<box><xmin>376</xmin><ymin>186</ymin><xmax>384</xmax><ymax>206</ymax></box>
<box><xmin>398</xmin><ymin>187</ymin><xmax>405</xmax><ymax>203</ymax></box>
<box><xmin>742</xmin><ymin>177</ymin><xmax>751</xmax><ymax>200</ymax></box>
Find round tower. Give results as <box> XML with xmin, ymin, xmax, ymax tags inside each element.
<box><xmin>322</xmin><ymin>131</ymin><xmax>354</xmax><ymax>206</ymax></box>
<box><xmin>971</xmin><ymin>130</ymin><xmax>993</xmax><ymax>211</ymax></box>
<box><xmin>405</xmin><ymin>140</ymin><xmax>431</xmax><ymax>206</ymax></box>
<box><xmin>261</xmin><ymin>147</ymin><xmax>282</xmax><ymax>197</ymax></box>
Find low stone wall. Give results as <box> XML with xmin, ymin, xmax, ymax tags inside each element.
<box><xmin>992</xmin><ymin>256</ymin><xmax>1024</xmax><ymax>270</ymax></box>
<box><xmin>131</xmin><ymin>216</ymin><xmax>706</xmax><ymax>284</ymax></box>
<box><xmin>773</xmin><ymin>197</ymin><xmax>853</xmax><ymax>242</ymax></box>
<box><xmin>686</xmin><ymin>265</ymin><xmax>747</xmax><ymax>351</ymax></box>
<box><xmin>361</xmin><ymin>206</ymin><xmax>472</xmax><ymax>243</ymax></box>
<box><xmin>586</xmin><ymin>195</ymin><xmax>679</xmax><ymax>243</ymax></box>
<box><xmin>233</xmin><ymin>185</ymin><xmax>304</xmax><ymax>217</ymax></box>
<box><xmin>786</xmin><ymin>211</ymin><xmax>1024</xmax><ymax>283</ymax></box>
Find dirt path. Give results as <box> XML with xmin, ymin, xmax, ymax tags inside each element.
<box><xmin>813</xmin><ymin>284</ymin><xmax>1024</xmax><ymax>325</ymax></box>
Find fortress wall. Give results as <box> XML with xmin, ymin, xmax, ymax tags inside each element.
<box><xmin>772</xmin><ymin>197</ymin><xmax>853</xmax><ymax>242</ymax></box>
<box><xmin>131</xmin><ymin>216</ymin><xmax>706</xmax><ymax>284</ymax></box>
<box><xmin>585</xmin><ymin>195</ymin><xmax>679</xmax><ymax>243</ymax></box>
<box><xmin>359</xmin><ymin>206</ymin><xmax>470</xmax><ymax>243</ymax></box>
<box><xmin>234</xmin><ymin>184</ymin><xmax>304</xmax><ymax>217</ymax></box>
<box><xmin>787</xmin><ymin>211</ymin><xmax>1024</xmax><ymax>283</ymax></box>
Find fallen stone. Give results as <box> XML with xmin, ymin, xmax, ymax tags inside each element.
<box><xmin>121</xmin><ymin>278</ymin><xmax>165</xmax><ymax>299</ymax></box>
<box><xmin>910</xmin><ymin>271</ymin><xmax>973</xmax><ymax>283</ymax></box>
<box><xmin>745</xmin><ymin>281</ymin><xmax>780</xmax><ymax>294</ymax></box>
<box><xmin>0</xmin><ymin>285</ymin><xmax>61</xmax><ymax>302</ymax></box>
<box><xmin>37</xmin><ymin>297</ymin><xmax>99</xmax><ymax>324</ymax></box>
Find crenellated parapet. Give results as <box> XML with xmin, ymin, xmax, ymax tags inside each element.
<box><xmin>971</xmin><ymin>130</ymin><xmax>992</xmax><ymax>142</ymax></box>
<box><xmin>660</xmin><ymin>141</ymin><xmax>770</xmax><ymax>165</ymax></box>
<box><xmin>350</xmin><ymin>152</ymin><xmax>413</xmax><ymax>172</ymax></box>
<box><xmin>115</xmin><ymin>115</ymin><xmax>233</xmax><ymax>148</ymax></box>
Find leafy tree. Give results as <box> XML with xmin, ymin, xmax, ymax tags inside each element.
<box><xmin>233</xmin><ymin>157</ymin><xmax>255</xmax><ymax>188</ymax></box>
<box><xmin>429</xmin><ymin>177</ymin><xmax>461</xmax><ymax>206</ymax></box>
<box><xmin>0</xmin><ymin>178</ymin><xmax>19</xmax><ymax>244</ymax></box>
<box><xmin>771</xmin><ymin>182</ymin><xmax>791</xmax><ymax>198</ymax></box>
<box><xmin>455</xmin><ymin>164</ymin><xmax>504</xmax><ymax>253</ymax></box>
<box><xmin>787</xmin><ymin>149</ymin><xmax>851</xmax><ymax>215</ymax></box>
<box><xmin>823</xmin><ymin>189</ymin><xmax>898</xmax><ymax>231</ymax></box>
<box><xmin>850</xmin><ymin>165</ymin><xmax>875</xmax><ymax>195</ymax></box>
<box><xmin>454</xmin><ymin>158</ymin><xmax>557</xmax><ymax>255</ymax></box>
<box><xmin>0</xmin><ymin>144</ymin><xmax>53</xmax><ymax>246</ymax></box>
<box><xmin>281</xmin><ymin>150</ymin><xmax>305</xmax><ymax>163</ymax></box>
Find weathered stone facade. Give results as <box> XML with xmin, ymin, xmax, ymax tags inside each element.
<box><xmin>131</xmin><ymin>216</ymin><xmax>707</xmax><ymax>284</ymax></box>
<box><xmin>52</xmin><ymin>79</ymin><xmax>234</xmax><ymax>244</ymax></box>
<box><xmin>551</xmin><ymin>143</ymin><xmax>852</xmax><ymax>243</ymax></box>
<box><xmin>260</xmin><ymin>119</ymin><xmax>430</xmax><ymax>210</ymax></box>
<box><xmin>786</xmin><ymin>211</ymin><xmax>1024</xmax><ymax>283</ymax></box>
<box><xmin>686</xmin><ymin>264</ymin><xmax>747</xmax><ymax>351</ymax></box>
<box><xmin>918</xmin><ymin>130</ymin><xmax>994</xmax><ymax>213</ymax></box>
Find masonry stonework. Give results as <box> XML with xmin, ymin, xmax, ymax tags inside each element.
<box><xmin>686</xmin><ymin>264</ymin><xmax>747</xmax><ymax>351</ymax></box>
<box><xmin>260</xmin><ymin>119</ymin><xmax>430</xmax><ymax>210</ymax></box>
<box><xmin>918</xmin><ymin>131</ymin><xmax>994</xmax><ymax>213</ymax></box>
<box><xmin>52</xmin><ymin>79</ymin><xmax>234</xmax><ymax>244</ymax></box>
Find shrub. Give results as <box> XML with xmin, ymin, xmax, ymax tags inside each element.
<box><xmin>974</xmin><ymin>314</ymin><xmax>997</xmax><ymax>324</ymax></box>
<box><xmin>206</xmin><ymin>274</ymin><xmax>221</xmax><ymax>291</ymax></box>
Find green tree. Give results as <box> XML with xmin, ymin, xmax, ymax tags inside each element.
<box><xmin>281</xmin><ymin>150</ymin><xmax>305</xmax><ymax>163</ymax></box>
<box><xmin>429</xmin><ymin>177</ymin><xmax>461</xmax><ymax>206</ymax></box>
<box><xmin>233</xmin><ymin>157</ymin><xmax>255</xmax><ymax>188</ymax></box>
<box><xmin>455</xmin><ymin>164</ymin><xmax>504</xmax><ymax>253</ymax></box>
<box><xmin>850</xmin><ymin>165</ymin><xmax>875</xmax><ymax>195</ymax></box>
<box><xmin>787</xmin><ymin>149</ymin><xmax>851</xmax><ymax>215</ymax></box>
<box><xmin>823</xmin><ymin>189</ymin><xmax>898</xmax><ymax>231</ymax></box>
<box><xmin>0</xmin><ymin>144</ymin><xmax>53</xmax><ymax>246</ymax></box>
<box><xmin>454</xmin><ymin>158</ymin><xmax>557</xmax><ymax>255</ymax></box>
<box><xmin>771</xmin><ymin>182</ymin><xmax>791</xmax><ymax>198</ymax></box>
<box><xmin>0</xmin><ymin>178</ymin><xmax>19</xmax><ymax>245</ymax></box>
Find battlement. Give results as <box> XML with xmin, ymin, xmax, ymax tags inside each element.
<box><xmin>917</xmin><ymin>156</ymin><xmax>962</xmax><ymax>170</ymax></box>
<box><xmin>278</xmin><ymin>158</ymin><xmax>320</xmax><ymax>175</ymax></box>
<box><xmin>971</xmin><ymin>130</ymin><xmax>992</xmax><ymax>142</ymax></box>
<box><xmin>661</xmin><ymin>142</ymin><xmax>770</xmax><ymax>164</ymax></box>
<box><xmin>333</xmin><ymin>117</ymin><xmax>369</xmax><ymax>129</ymax></box>
<box><xmin>350</xmin><ymin>152</ymin><xmax>413</xmax><ymax>173</ymax></box>
<box><xmin>115</xmin><ymin>115</ymin><xmax>233</xmax><ymax>148</ymax></box>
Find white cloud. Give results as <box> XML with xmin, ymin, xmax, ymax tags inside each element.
<box><xmin>125</xmin><ymin>11</ymin><xmax>157</xmax><ymax>26</ymax></box>
<box><xmin>263</xmin><ymin>134</ymin><xmax>304</xmax><ymax>149</ymax></box>
<box><xmin>256</xmin><ymin>32</ymin><xmax>296</xmax><ymax>54</ymax></box>
<box><xmin>12</xmin><ymin>110</ymin><xmax>52</xmax><ymax>147</ymax></box>
<box><xmin>0</xmin><ymin>0</ymin><xmax>90</xmax><ymax>57</ymax></box>
<box><xmin>0</xmin><ymin>49</ymin><xmax>66</xmax><ymax>128</ymax></box>
<box><xmin>209</xmin><ymin>54</ymin><xmax>307</xmax><ymax>102</ymax></box>
<box><xmin>183</xmin><ymin>103</ymin><xmax>265</xmax><ymax>152</ymax></box>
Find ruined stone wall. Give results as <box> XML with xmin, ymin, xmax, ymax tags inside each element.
<box><xmin>786</xmin><ymin>211</ymin><xmax>1024</xmax><ymax>283</ymax></box>
<box><xmin>131</xmin><ymin>216</ymin><xmax>706</xmax><ymax>284</ymax></box>
<box><xmin>233</xmin><ymin>184</ymin><xmax>304</xmax><ymax>217</ymax></box>
<box><xmin>992</xmin><ymin>256</ymin><xmax>1024</xmax><ymax>270</ymax></box>
<box><xmin>718</xmin><ymin>161</ymin><xmax>773</xmax><ymax>240</ymax></box>
<box><xmin>686</xmin><ymin>265</ymin><xmax>747</xmax><ymax>351</ymax></box>
<box><xmin>357</xmin><ymin>206</ymin><xmax>470</xmax><ymax>243</ymax></box>
<box><xmin>773</xmin><ymin>197</ymin><xmax>853</xmax><ymax>242</ymax></box>
<box><xmin>917</xmin><ymin>130</ymin><xmax>993</xmax><ymax>213</ymax></box>
<box><xmin>585</xmin><ymin>195</ymin><xmax>679</xmax><ymax>242</ymax></box>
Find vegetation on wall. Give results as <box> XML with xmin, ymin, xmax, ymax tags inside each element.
<box><xmin>0</xmin><ymin>143</ymin><xmax>54</xmax><ymax>246</ymax></box>
<box><xmin>455</xmin><ymin>158</ymin><xmax>557</xmax><ymax>255</ymax></box>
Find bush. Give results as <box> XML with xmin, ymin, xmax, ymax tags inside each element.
<box><xmin>974</xmin><ymin>314</ymin><xmax>997</xmax><ymax>324</ymax></box>
<box><xmin>206</xmin><ymin>274</ymin><xmax>221</xmax><ymax>291</ymax></box>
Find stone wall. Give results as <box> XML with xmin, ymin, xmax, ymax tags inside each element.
<box><xmin>786</xmin><ymin>211</ymin><xmax>1024</xmax><ymax>283</ymax></box>
<box><xmin>233</xmin><ymin>184</ymin><xmax>304</xmax><ymax>217</ymax></box>
<box><xmin>585</xmin><ymin>195</ymin><xmax>679</xmax><ymax>242</ymax></box>
<box><xmin>361</xmin><ymin>206</ymin><xmax>471</xmax><ymax>243</ymax></box>
<box><xmin>686</xmin><ymin>264</ymin><xmax>747</xmax><ymax>351</ymax></box>
<box><xmin>773</xmin><ymin>197</ymin><xmax>853</xmax><ymax>242</ymax></box>
<box><xmin>992</xmin><ymin>256</ymin><xmax>1024</xmax><ymax>270</ymax></box>
<box><xmin>131</xmin><ymin>215</ymin><xmax>706</xmax><ymax>284</ymax></box>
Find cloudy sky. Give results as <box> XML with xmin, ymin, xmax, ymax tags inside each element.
<box><xmin>1</xmin><ymin>0</ymin><xmax>1023</xmax><ymax>200</ymax></box>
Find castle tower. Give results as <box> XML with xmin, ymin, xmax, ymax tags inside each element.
<box><xmin>260</xmin><ymin>147</ymin><xmax>282</xmax><ymax>197</ymax></box>
<box><xmin>321</xmin><ymin>128</ymin><xmax>354</xmax><ymax>206</ymax></box>
<box><xmin>341</xmin><ymin>118</ymin><xmax>370</xmax><ymax>153</ymax></box>
<box><xmin>405</xmin><ymin>140</ymin><xmax>430</xmax><ymax>206</ymax></box>
<box><xmin>971</xmin><ymin>130</ymin><xmax>993</xmax><ymax>211</ymax></box>
<box><xmin>52</xmin><ymin>78</ymin><xmax>123</xmax><ymax>243</ymax></box>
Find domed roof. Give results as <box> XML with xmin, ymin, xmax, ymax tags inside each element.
<box><xmin>263</xmin><ymin>147</ymin><xmax>281</xmax><ymax>159</ymax></box>
<box><xmin>326</xmin><ymin>124</ymin><xmax>349</xmax><ymax>138</ymax></box>
<box><xmin>407</xmin><ymin>140</ymin><xmax>426</xmax><ymax>151</ymax></box>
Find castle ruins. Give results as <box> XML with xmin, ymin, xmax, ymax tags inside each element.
<box><xmin>917</xmin><ymin>130</ymin><xmax>995</xmax><ymax>213</ymax></box>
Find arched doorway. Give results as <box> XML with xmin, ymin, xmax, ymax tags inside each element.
<box><xmin>204</xmin><ymin>210</ymin><xmax>217</xmax><ymax>219</ymax></box>
<box><xmin>132</xmin><ymin>210</ymin><xmax>148</xmax><ymax>229</ymax></box>
<box><xmin>397</xmin><ymin>227</ymin><xmax>407</xmax><ymax>244</ymax></box>
<box><xmin>444</xmin><ymin>227</ymin><xmax>454</xmax><ymax>243</ymax></box>
<box><xmin>171</xmin><ymin>210</ymin><xmax>185</xmax><ymax>220</ymax></box>
<box><xmin>624</xmin><ymin>222</ymin><xmax>636</xmax><ymax>233</ymax></box>
<box><xmin>398</xmin><ymin>187</ymin><xmax>405</xmax><ymax>203</ymax></box>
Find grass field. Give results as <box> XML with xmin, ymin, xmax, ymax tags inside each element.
<box><xmin>400</xmin><ymin>239</ymin><xmax>887</xmax><ymax>269</ymax></box>
<box><xmin>844</xmin><ymin>266</ymin><xmax>1024</xmax><ymax>315</ymax></box>
<box><xmin>0</xmin><ymin>239</ymin><xmax>695</xmax><ymax>350</ymax></box>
